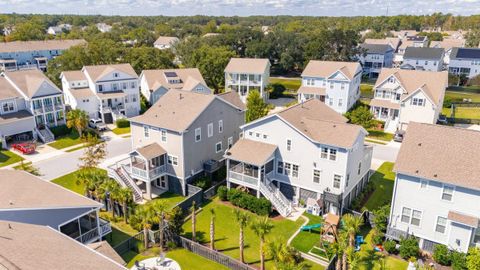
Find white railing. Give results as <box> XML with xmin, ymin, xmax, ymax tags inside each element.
<box><xmin>75</xmin><ymin>227</ymin><xmax>99</xmax><ymax>243</ymax></box>
<box><xmin>228</xmin><ymin>171</ymin><xmax>258</xmax><ymax>186</ymax></box>
<box><xmin>120</xmin><ymin>165</ymin><xmax>143</xmax><ymax>197</ymax></box>
<box><xmin>35</xmin><ymin>127</ymin><xmax>46</xmax><ymax>142</ymax></box>
<box><xmin>259</xmin><ymin>180</ymin><xmax>291</xmax><ymax>217</ymax></box>
<box><xmin>100</xmin><ymin>219</ymin><xmax>112</xmax><ymax>236</ymax></box>
<box><xmin>131</xmin><ymin>166</ymin><xmax>148</xmax><ymax>179</ymax></box>
<box><xmin>150</xmin><ymin>165</ymin><xmax>166</xmax><ymax>178</ymax></box>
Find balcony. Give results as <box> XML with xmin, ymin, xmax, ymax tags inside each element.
<box><xmin>228</xmin><ymin>163</ymin><xmax>259</xmax><ymax>188</ymax></box>
<box><xmin>130</xmin><ymin>161</ymin><xmax>167</xmax><ymax>180</ymax></box>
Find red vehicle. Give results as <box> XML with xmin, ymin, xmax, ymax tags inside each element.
<box><xmin>12</xmin><ymin>142</ymin><xmax>36</xmax><ymax>155</ymax></box>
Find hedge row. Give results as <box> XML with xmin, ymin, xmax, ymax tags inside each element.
<box><xmin>217</xmin><ymin>186</ymin><xmax>272</xmax><ymax>216</ymax></box>
<box><xmin>116</xmin><ymin>119</ymin><xmax>130</xmax><ymax>128</ymax></box>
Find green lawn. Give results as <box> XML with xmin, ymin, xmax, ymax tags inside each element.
<box><xmin>51</xmin><ymin>168</ymin><xmax>106</xmax><ymax>195</ymax></box>
<box><xmin>360</xmin><ymin>84</ymin><xmax>374</xmax><ymax>99</ymax></box>
<box><xmin>442</xmin><ymin>107</ymin><xmax>480</xmax><ymax>119</ymax></box>
<box><xmin>150</xmin><ymin>191</ymin><xmax>186</xmax><ymax>210</ymax></box>
<box><xmin>366</xmin><ymin>130</ymin><xmax>394</xmax><ymax>142</ymax></box>
<box><xmin>112</xmin><ymin>127</ymin><xmax>131</xmax><ymax>135</ymax></box>
<box><xmin>48</xmin><ymin>131</ymin><xmax>83</xmax><ymax>150</ymax></box>
<box><xmin>363</xmin><ymin>162</ymin><xmax>395</xmax><ymax>211</ymax></box>
<box><xmin>124</xmin><ymin>248</ymin><xmax>230</xmax><ymax>269</ymax></box>
<box><xmin>290</xmin><ymin>213</ymin><xmax>324</xmax><ymax>254</ymax></box>
<box><xmin>445</xmin><ymin>90</ymin><xmax>480</xmax><ymax>103</ymax></box>
<box><xmin>182</xmin><ymin>198</ymin><xmax>324</xmax><ymax>270</ymax></box>
<box><xmin>270</xmin><ymin>77</ymin><xmax>302</xmax><ymax>92</ymax></box>
<box><xmin>0</xmin><ymin>149</ymin><xmax>24</xmax><ymax>167</ymax></box>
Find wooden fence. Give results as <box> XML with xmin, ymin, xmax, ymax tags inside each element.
<box><xmin>203</xmin><ymin>180</ymin><xmax>226</xmax><ymax>199</ymax></box>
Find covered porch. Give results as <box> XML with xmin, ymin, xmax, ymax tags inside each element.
<box><xmin>59</xmin><ymin>209</ymin><xmax>111</xmax><ymax>244</ymax></box>
<box><xmin>297</xmin><ymin>86</ymin><xmax>326</xmax><ymax>103</ymax></box>
<box><xmin>97</xmin><ymin>91</ymin><xmax>127</xmax><ymax>123</ymax></box>
<box><xmin>369</xmin><ymin>99</ymin><xmax>400</xmax><ymax>121</ymax></box>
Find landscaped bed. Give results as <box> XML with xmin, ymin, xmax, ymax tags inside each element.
<box><xmin>0</xmin><ymin>149</ymin><xmax>24</xmax><ymax>167</ymax></box>
<box><xmin>182</xmin><ymin>198</ymin><xmax>324</xmax><ymax>270</ymax></box>
<box><xmin>112</xmin><ymin>126</ymin><xmax>131</xmax><ymax>135</ymax></box>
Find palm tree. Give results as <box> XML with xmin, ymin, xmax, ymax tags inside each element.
<box><xmin>333</xmin><ymin>232</ymin><xmax>349</xmax><ymax>270</ymax></box>
<box><xmin>117</xmin><ymin>187</ymin><xmax>132</xmax><ymax>223</ymax></box>
<box><xmin>99</xmin><ymin>179</ymin><xmax>120</xmax><ymax>218</ymax></box>
<box><xmin>233</xmin><ymin>209</ymin><xmax>250</xmax><ymax>263</ymax></box>
<box><xmin>135</xmin><ymin>204</ymin><xmax>154</xmax><ymax>250</ymax></box>
<box><xmin>66</xmin><ymin>109</ymin><xmax>89</xmax><ymax>137</ymax></box>
<box><xmin>76</xmin><ymin>168</ymin><xmax>105</xmax><ymax>198</ymax></box>
<box><xmin>151</xmin><ymin>200</ymin><xmax>169</xmax><ymax>254</ymax></box>
<box><xmin>265</xmin><ymin>240</ymin><xmax>295</xmax><ymax>267</ymax></box>
<box><xmin>191</xmin><ymin>201</ymin><xmax>196</xmax><ymax>242</ymax></box>
<box><xmin>210</xmin><ymin>208</ymin><xmax>215</xmax><ymax>250</ymax></box>
<box><xmin>250</xmin><ymin>217</ymin><xmax>274</xmax><ymax>270</ymax></box>
<box><xmin>343</xmin><ymin>214</ymin><xmax>364</xmax><ymax>248</ymax></box>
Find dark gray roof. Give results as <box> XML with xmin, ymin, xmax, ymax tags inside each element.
<box><xmin>359</xmin><ymin>43</ymin><xmax>393</xmax><ymax>54</ymax></box>
<box><xmin>407</xmin><ymin>36</ymin><xmax>427</xmax><ymax>42</ymax></box>
<box><xmin>404</xmin><ymin>47</ymin><xmax>444</xmax><ymax>60</ymax></box>
<box><xmin>450</xmin><ymin>47</ymin><xmax>480</xmax><ymax>60</ymax></box>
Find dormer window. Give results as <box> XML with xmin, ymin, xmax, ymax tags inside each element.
<box><xmin>388</xmin><ymin>77</ymin><xmax>395</xmax><ymax>83</ymax></box>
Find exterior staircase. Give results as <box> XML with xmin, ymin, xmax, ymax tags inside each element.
<box><xmin>107</xmin><ymin>165</ymin><xmax>143</xmax><ymax>203</ymax></box>
<box><xmin>36</xmin><ymin>127</ymin><xmax>54</xmax><ymax>143</ymax></box>
<box><xmin>384</xmin><ymin>118</ymin><xmax>399</xmax><ymax>134</ymax></box>
<box><xmin>259</xmin><ymin>176</ymin><xmax>292</xmax><ymax>217</ymax></box>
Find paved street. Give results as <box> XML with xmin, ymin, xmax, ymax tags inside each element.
<box><xmin>34</xmin><ymin>136</ymin><xmax>131</xmax><ymax>181</ymax></box>
<box><xmin>369</xmin><ymin>141</ymin><xmax>401</xmax><ymax>170</ymax></box>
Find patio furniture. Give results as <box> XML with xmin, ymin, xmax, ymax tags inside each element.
<box><xmin>156</xmin><ymin>253</ymin><xmax>166</xmax><ymax>266</ymax></box>
<box><xmin>135</xmin><ymin>261</ymin><xmax>146</xmax><ymax>270</ymax></box>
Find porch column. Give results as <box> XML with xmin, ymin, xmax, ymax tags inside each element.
<box><xmin>41</xmin><ymin>98</ymin><xmax>47</xmax><ymax>126</ymax></box>
<box><xmin>226</xmin><ymin>159</ymin><xmax>231</xmax><ymax>189</ymax></box>
<box><xmin>96</xmin><ymin>209</ymin><xmax>101</xmax><ymax>241</ymax></box>
<box><xmin>256</xmin><ymin>166</ymin><xmax>261</xmax><ymax>198</ymax></box>
<box><xmin>146</xmin><ymin>181</ymin><xmax>152</xmax><ymax>200</ymax></box>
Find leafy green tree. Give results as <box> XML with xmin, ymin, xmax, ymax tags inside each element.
<box><xmin>209</xmin><ymin>208</ymin><xmax>216</xmax><ymax>250</ymax></box>
<box><xmin>467</xmin><ymin>247</ymin><xmax>480</xmax><ymax>270</ymax></box>
<box><xmin>168</xmin><ymin>206</ymin><xmax>184</xmax><ymax>236</ymax></box>
<box><xmin>233</xmin><ymin>209</ymin><xmax>250</xmax><ymax>263</ymax></box>
<box><xmin>246</xmin><ymin>90</ymin><xmax>269</xmax><ymax>122</ymax></box>
<box><xmin>79</xmin><ymin>133</ymin><xmax>107</xmax><ymax>169</ymax></box>
<box><xmin>155</xmin><ymin>23</ymin><xmax>174</xmax><ymax>36</ymax></box>
<box><xmin>342</xmin><ymin>214</ymin><xmax>363</xmax><ymax>270</ymax></box>
<box><xmin>76</xmin><ymin>168</ymin><xmax>107</xmax><ymax>198</ymax></box>
<box><xmin>124</xmin><ymin>46</ymin><xmax>175</xmax><ymax>74</ymax></box>
<box><xmin>66</xmin><ymin>109</ymin><xmax>89</xmax><ymax>138</ymax></box>
<box><xmin>10</xmin><ymin>21</ymin><xmax>45</xmax><ymax>41</ymax></box>
<box><xmin>250</xmin><ymin>217</ymin><xmax>274</xmax><ymax>270</ymax></box>
<box><xmin>466</xmin><ymin>30</ymin><xmax>480</xmax><ymax>48</ymax></box>
<box><xmin>127</xmin><ymin>27</ymin><xmax>156</xmax><ymax>46</ymax></box>
<box><xmin>345</xmin><ymin>105</ymin><xmax>375</xmax><ymax>129</ymax></box>
<box><xmin>98</xmin><ymin>179</ymin><xmax>120</xmax><ymax>218</ymax></box>
<box><xmin>203</xmin><ymin>19</ymin><xmax>217</xmax><ymax>34</ymax></box>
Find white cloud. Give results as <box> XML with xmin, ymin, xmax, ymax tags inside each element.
<box><xmin>1</xmin><ymin>0</ymin><xmax>480</xmax><ymax>16</ymax></box>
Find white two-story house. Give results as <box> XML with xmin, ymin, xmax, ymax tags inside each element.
<box><xmin>107</xmin><ymin>90</ymin><xmax>245</xmax><ymax>202</ymax></box>
<box><xmin>0</xmin><ymin>69</ymin><xmax>66</xmax><ymax>146</ymax></box>
<box><xmin>224</xmin><ymin>58</ymin><xmax>270</xmax><ymax>103</ymax></box>
<box><xmin>139</xmin><ymin>68</ymin><xmax>211</xmax><ymax>105</ymax></box>
<box><xmin>387</xmin><ymin>122</ymin><xmax>480</xmax><ymax>253</ymax></box>
<box><xmin>449</xmin><ymin>47</ymin><xmax>480</xmax><ymax>79</ymax></box>
<box><xmin>369</xmin><ymin>68</ymin><xmax>447</xmax><ymax>132</ymax></box>
<box><xmin>401</xmin><ymin>47</ymin><xmax>445</xmax><ymax>72</ymax></box>
<box><xmin>61</xmin><ymin>64</ymin><xmax>141</xmax><ymax>123</ymax></box>
<box><xmin>358</xmin><ymin>43</ymin><xmax>394</xmax><ymax>78</ymax></box>
<box><xmin>297</xmin><ymin>61</ymin><xmax>362</xmax><ymax>113</ymax></box>
<box><xmin>225</xmin><ymin>99</ymin><xmax>373</xmax><ymax>217</ymax></box>
<box><xmin>0</xmin><ymin>39</ymin><xmax>86</xmax><ymax>71</ymax></box>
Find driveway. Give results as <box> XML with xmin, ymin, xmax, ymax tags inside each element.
<box><xmin>369</xmin><ymin>141</ymin><xmax>401</xmax><ymax>170</ymax></box>
<box><xmin>34</xmin><ymin>136</ymin><xmax>132</xmax><ymax>181</ymax></box>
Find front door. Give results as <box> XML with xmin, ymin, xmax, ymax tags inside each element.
<box><xmin>107</xmin><ymin>99</ymin><xmax>112</xmax><ymax>107</ymax></box>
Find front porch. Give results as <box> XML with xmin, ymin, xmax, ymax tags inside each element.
<box><xmin>97</xmin><ymin>91</ymin><xmax>127</xmax><ymax>123</ymax></box>
<box><xmin>59</xmin><ymin>210</ymin><xmax>111</xmax><ymax>244</ymax></box>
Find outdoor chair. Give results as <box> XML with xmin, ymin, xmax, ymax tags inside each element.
<box><xmin>156</xmin><ymin>253</ymin><xmax>166</xmax><ymax>266</ymax></box>
<box><xmin>134</xmin><ymin>261</ymin><xmax>146</xmax><ymax>270</ymax></box>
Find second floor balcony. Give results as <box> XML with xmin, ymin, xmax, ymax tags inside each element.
<box><xmin>128</xmin><ymin>142</ymin><xmax>168</xmax><ymax>181</ymax></box>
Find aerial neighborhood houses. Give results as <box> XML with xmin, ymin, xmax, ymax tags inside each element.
<box><xmin>358</xmin><ymin>43</ymin><xmax>395</xmax><ymax>77</ymax></box>
<box><xmin>387</xmin><ymin>122</ymin><xmax>480</xmax><ymax>253</ymax></box>
<box><xmin>107</xmin><ymin>89</ymin><xmax>246</xmax><ymax>201</ymax></box>
<box><xmin>0</xmin><ymin>69</ymin><xmax>65</xmax><ymax>147</ymax></box>
<box><xmin>430</xmin><ymin>38</ymin><xmax>466</xmax><ymax>64</ymax></box>
<box><xmin>224</xmin><ymin>57</ymin><xmax>271</xmax><ymax>103</ymax></box>
<box><xmin>225</xmin><ymin>99</ymin><xmax>373</xmax><ymax>217</ymax></box>
<box><xmin>61</xmin><ymin>63</ymin><xmax>141</xmax><ymax>123</ymax></box>
<box><xmin>369</xmin><ymin>68</ymin><xmax>448</xmax><ymax>132</ymax></box>
<box><xmin>298</xmin><ymin>60</ymin><xmax>362</xmax><ymax>113</ymax></box>
<box><xmin>154</xmin><ymin>36</ymin><xmax>180</xmax><ymax>50</ymax></box>
<box><xmin>139</xmin><ymin>68</ymin><xmax>211</xmax><ymax>105</ymax></box>
<box><xmin>47</xmin><ymin>23</ymin><xmax>73</xmax><ymax>35</ymax></box>
<box><xmin>0</xmin><ymin>39</ymin><xmax>86</xmax><ymax>71</ymax></box>
<box><xmin>401</xmin><ymin>47</ymin><xmax>445</xmax><ymax>71</ymax></box>
<box><xmin>449</xmin><ymin>47</ymin><xmax>480</xmax><ymax>78</ymax></box>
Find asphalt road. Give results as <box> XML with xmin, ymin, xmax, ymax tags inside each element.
<box><xmin>35</xmin><ymin>136</ymin><xmax>131</xmax><ymax>181</ymax></box>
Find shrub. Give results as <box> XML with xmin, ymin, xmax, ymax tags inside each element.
<box><xmin>433</xmin><ymin>244</ymin><xmax>451</xmax><ymax>266</ymax></box>
<box><xmin>217</xmin><ymin>186</ymin><xmax>228</xmax><ymax>201</ymax></box>
<box><xmin>450</xmin><ymin>250</ymin><xmax>467</xmax><ymax>270</ymax></box>
<box><xmin>192</xmin><ymin>175</ymin><xmax>211</xmax><ymax>190</ymax></box>
<box><xmin>226</xmin><ymin>188</ymin><xmax>272</xmax><ymax>216</ymax></box>
<box><xmin>372</xmin><ymin>204</ymin><xmax>390</xmax><ymax>233</ymax></box>
<box><xmin>50</xmin><ymin>125</ymin><xmax>72</xmax><ymax>137</ymax></box>
<box><xmin>384</xmin><ymin>240</ymin><xmax>397</xmax><ymax>254</ymax></box>
<box><xmin>370</xmin><ymin>228</ymin><xmax>384</xmax><ymax>245</ymax></box>
<box><xmin>399</xmin><ymin>236</ymin><xmax>419</xmax><ymax>259</ymax></box>
<box><xmin>345</xmin><ymin>104</ymin><xmax>375</xmax><ymax>129</ymax></box>
<box><xmin>116</xmin><ymin>118</ymin><xmax>130</xmax><ymax>128</ymax></box>
<box><xmin>268</xmin><ymin>83</ymin><xmax>286</xmax><ymax>99</ymax></box>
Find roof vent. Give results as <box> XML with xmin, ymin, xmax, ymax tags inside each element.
<box><xmin>415</xmin><ymin>170</ymin><xmax>419</xmax><ymax>173</ymax></box>
<box><xmin>9</xmin><ymin>200</ymin><xmax>13</xmax><ymax>205</ymax></box>
<box><xmin>418</xmin><ymin>143</ymin><xmax>422</xmax><ymax>146</ymax></box>
<box><xmin>434</xmin><ymin>174</ymin><xmax>438</xmax><ymax>177</ymax></box>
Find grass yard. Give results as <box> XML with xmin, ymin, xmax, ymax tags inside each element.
<box><xmin>182</xmin><ymin>198</ymin><xmax>324</xmax><ymax>270</ymax></box>
<box><xmin>360</xmin><ymin>84</ymin><xmax>374</xmax><ymax>99</ymax></box>
<box><xmin>363</xmin><ymin>162</ymin><xmax>395</xmax><ymax>211</ymax></box>
<box><xmin>366</xmin><ymin>130</ymin><xmax>394</xmax><ymax>142</ymax></box>
<box><xmin>442</xmin><ymin>106</ymin><xmax>480</xmax><ymax>119</ymax></box>
<box><xmin>51</xmin><ymin>168</ymin><xmax>106</xmax><ymax>195</ymax></box>
<box><xmin>124</xmin><ymin>248</ymin><xmax>230</xmax><ymax>269</ymax></box>
<box><xmin>270</xmin><ymin>77</ymin><xmax>302</xmax><ymax>91</ymax></box>
<box><xmin>100</xmin><ymin>211</ymin><xmax>139</xmax><ymax>246</ymax></box>
<box><xmin>152</xmin><ymin>191</ymin><xmax>186</xmax><ymax>209</ymax></box>
<box><xmin>112</xmin><ymin>126</ymin><xmax>131</xmax><ymax>135</ymax></box>
<box><xmin>0</xmin><ymin>149</ymin><xmax>24</xmax><ymax>167</ymax></box>
<box><xmin>48</xmin><ymin>131</ymin><xmax>83</xmax><ymax>150</ymax></box>
<box><xmin>290</xmin><ymin>213</ymin><xmax>324</xmax><ymax>254</ymax></box>
<box><xmin>445</xmin><ymin>90</ymin><xmax>480</xmax><ymax>103</ymax></box>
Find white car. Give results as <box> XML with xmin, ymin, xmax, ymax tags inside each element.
<box><xmin>88</xmin><ymin>119</ymin><xmax>107</xmax><ymax>131</ymax></box>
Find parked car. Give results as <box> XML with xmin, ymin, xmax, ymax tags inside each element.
<box><xmin>88</xmin><ymin>119</ymin><xmax>107</xmax><ymax>131</ymax></box>
<box><xmin>437</xmin><ymin>115</ymin><xmax>448</xmax><ymax>125</ymax></box>
<box><xmin>393</xmin><ymin>130</ymin><xmax>405</xmax><ymax>142</ymax></box>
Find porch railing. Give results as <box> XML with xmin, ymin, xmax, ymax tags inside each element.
<box><xmin>100</xmin><ymin>218</ymin><xmax>112</xmax><ymax>236</ymax></box>
<box><xmin>228</xmin><ymin>171</ymin><xmax>258</xmax><ymax>186</ymax></box>
<box><xmin>75</xmin><ymin>227</ymin><xmax>99</xmax><ymax>244</ymax></box>
<box><xmin>131</xmin><ymin>164</ymin><xmax>166</xmax><ymax>180</ymax></box>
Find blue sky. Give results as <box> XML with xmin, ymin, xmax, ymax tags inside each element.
<box><xmin>1</xmin><ymin>0</ymin><xmax>480</xmax><ymax>16</ymax></box>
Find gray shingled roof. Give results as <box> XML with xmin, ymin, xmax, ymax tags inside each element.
<box><xmin>359</xmin><ymin>43</ymin><xmax>393</xmax><ymax>54</ymax></box>
<box><xmin>450</xmin><ymin>47</ymin><xmax>480</xmax><ymax>60</ymax></box>
<box><xmin>403</xmin><ymin>47</ymin><xmax>444</xmax><ymax>60</ymax></box>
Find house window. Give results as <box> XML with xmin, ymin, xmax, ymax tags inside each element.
<box><xmin>313</xmin><ymin>169</ymin><xmax>321</xmax><ymax>183</ymax></box>
<box><xmin>277</xmin><ymin>161</ymin><xmax>284</xmax><ymax>174</ymax></box>
<box><xmin>420</xmin><ymin>180</ymin><xmax>428</xmax><ymax>188</ymax></box>
<box><xmin>329</xmin><ymin>83</ymin><xmax>334</xmax><ymax>89</ymax></box>
<box><xmin>436</xmin><ymin>217</ymin><xmax>447</xmax><ymax>234</ymax></box>
<box><xmin>2</xmin><ymin>102</ymin><xmax>14</xmax><ymax>113</ymax></box>
<box><xmin>341</xmin><ymin>83</ymin><xmax>345</xmax><ymax>90</ymax></box>
<box><xmin>321</xmin><ymin>148</ymin><xmax>328</xmax><ymax>159</ymax></box>
<box><xmin>248</xmin><ymin>131</ymin><xmax>253</xmax><ymax>136</ymax></box>
<box><xmin>218</xmin><ymin>120</ymin><xmax>223</xmax><ymax>133</ymax></box>
<box><xmin>329</xmin><ymin>149</ymin><xmax>337</xmax><ymax>161</ymax></box>
<box><xmin>208</xmin><ymin>123</ymin><xmax>213</xmax><ymax>138</ymax></box>
<box><xmin>227</xmin><ymin>137</ymin><xmax>233</xmax><ymax>149</ymax></box>
<box><xmin>195</xmin><ymin>128</ymin><xmax>201</xmax><ymax>142</ymax></box>
<box><xmin>333</xmin><ymin>174</ymin><xmax>341</xmax><ymax>188</ymax></box>
<box><xmin>401</xmin><ymin>207</ymin><xmax>411</xmax><ymax>223</ymax></box>
<box><xmin>286</xmin><ymin>139</ymin><xmax>292</xmax><ymax>151</ymax></box>
<box><xmin>411</xmin><ymin>210</ymin><xmax>422</xmax><ymax>226</ymax></box>
<box><xmin>161</xmin><ymin>130</ymin><xmax>167</xmax><ymax>142</ymax></box>
<box><xmin>357</xmin><ymin>162</ymin><xmax>362</xmax><ymax>175</ymax></box>
<box><xmin>263</xmin><ymin>134</ymin><xmax>268</xmax><ymax>139</ymax></box>
<box><xmin>412</xmin><ymin>98</ymin><xmax>425</xmax><ymax>106</ymax></box>
<box><xmin>256</xmin><ymin>133</ymin><xmax>260</xmax><ymax>138</ymax></box>
<box><xmin>113</xmin><ymin>72</ymin><xmax>119</xmax><ymax>78</ymax></box>
<box><xmin>292</xmin><ymin>164</ymin><xmax>299</xmax><ymax>178</ymax></box>
<box><xmin>144</xmin><ymin>126</ymin><xmax>149</xmax><ymax>138</ymax></box>
<box><xmin>112</xmin><ymin>83</ymin><xmax>118</xmax><ymax>91</ymax></box>
<box><xmin>425</xmin><ymin>61</ymin><xmax>428</xmax><ymax>65</ymax></box>
<box><xmin>167</xmin><ymin>155</ymin><xmax>178</xmax><ymax>166</ymax></box>
<box><xmin>98</xmin><ymin>84</ymin><xmax>103</xmax><ymax>92</ymax></box>
<box><xmin>215</xmin><ymin>142</ymin><xmax>222</xmax><ymax>153</ymax></box>
<box><xmin>122</xmin><ymin>82</ymin><xmax>127</xmax><ymax>90</ymax></box>
<box><xmin>284</xmin><ymin>163</ymin><xmax>291</xmax><ymax>176</ymax></box>
<box><xmin>329</xmin><ymin>98</ymin><xmax>334</xmax><ymax>106</ymax></box>
<box><xmin>338</xmin><ymin>99</ymin><xmax>343</xmax><ymax>107</ymax></box>
<box><xmin>131</xmin><ymin>82</ymin><xmax>136</xmax><ymax>88</ymax></box>
<box><xmin>442</xmin><ymin>185</ymin><xmax>454</xmax><ymax>201</ymax></box>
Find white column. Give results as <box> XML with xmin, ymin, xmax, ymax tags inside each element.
<box><xmin>226</xmin><ymin>159</ymin><xmax>231</xmax><ymax>189</ymax></box>
<box><xmin>247</xmin><ymin>73</ymin><xmax>250</xmax><ymax>97</ymax></box>
<box><xmin>146</xmin><ymin>181</ymin><xmax>152</xmax><ymax>200</ymax></box>
<box><xmin>96</xmin><ymin>209</ymin><xmax>102</xmax><ymax>241</ymax></box>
